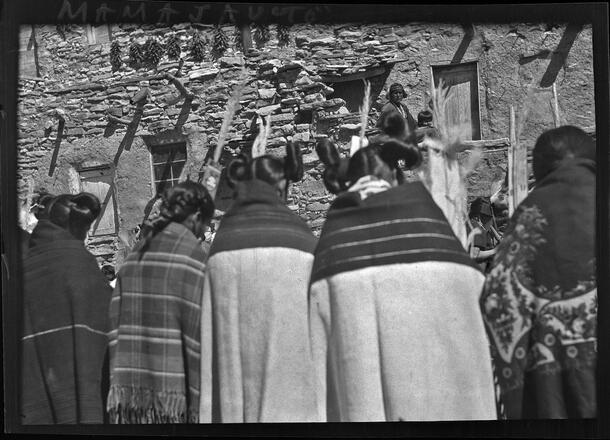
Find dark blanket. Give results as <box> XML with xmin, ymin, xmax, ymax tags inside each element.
<box><xmin>210</xmin><ymin>179</ymin><xmax>317</xmax><ymax>257</ymax></box>
<box><xmin>21</xmin><ymin>220</ymin><xmax>112</xmax><ymax>424</ymax></box>
<box><xmin>311</xmin><ymin>181</ymin><xmax>479</xmax><ymax>284</ymax></box>
<box><xmin>480</xmin><ymin>158</ymin><xmax>597</xmax><ymax>418</ymax></box>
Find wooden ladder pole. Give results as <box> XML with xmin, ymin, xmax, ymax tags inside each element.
<box><xmin>508</xmin><ymin>105</ymin><xmax>516</xmax><ymax>217</ymax></box>
<box><xmin>552</xmin><ymin>82</ymin><xmax>561</xmax><ymax>127</ymax></box>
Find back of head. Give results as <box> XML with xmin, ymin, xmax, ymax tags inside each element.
<box><xmin>139</xmin><ymin>180</ymin><xmax>215</xmax><ymax>256</ymax></box>
<box><xmin>316</xmin><ymin>137</ymin><xmax>422</xmax><ymax>192</ymax></box>
<box><xmin>227</xmin><ymin>141</ymin><xmax>304</xmax><ymax>191</ymax></box>
<box><xmin>379</xmin><ymin>110</ymin><xmax>407</xmax><ymax>138</ymax></box>
<box><xmin>346</xmin><ymin>147</ymin><xmax>393</xmax><ymax>185</ymax></box>
<box><xmin>32</xmin><ymin>192</ymin><xmax>56</xmax><ymax>220</ymax></box>
<box><xmin>533</xmin><ymin>125</ymin><xmax>596</xmax><ymax>181</ymax></box>
<box><xmin>47</xmin><ymin>192</ymin><xmax>102</xmax><ymax>240</ymax></box>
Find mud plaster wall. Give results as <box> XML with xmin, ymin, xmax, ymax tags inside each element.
<box><xmin>16</xmin><ymin>22</ymin><xmax>595</xmax><ymax>265</ymax></box>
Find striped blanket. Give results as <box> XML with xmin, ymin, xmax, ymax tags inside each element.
<box><xmin>21</xmin><ymin>220</ymin><xmax>112</xmax><ymax>424</ymax></box>
<box><xmin>480</xmin><ymin>158</ymin><xmax>597</xmax><ymax>418</ymax></box>
<box><xmin>309</xmin><ymin>181</ymin><xmax>497</xmax><ymax>421</ymax></box>
<box><xmin>108</xmin><ymin>222</ymin><xmax>207</xmax><ymax>423</ymax></box>
<box><xmin>199</xmin><ymin>179</ymin><xmax>321</xmax><ymax>422</ymax></box>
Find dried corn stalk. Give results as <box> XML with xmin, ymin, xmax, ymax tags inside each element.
<box><xmin>358</xmin><ymin>79</ymin><xmax>371</xmax><ymax>149</ymax></box>
<box><xmin>251</xmin><ymin>115</ymin><xmax>271</xmax><ymax>158</ymax></box>
<box><xmin>419</xmin><ymin>79</ymin><xmax>482</xmax><ymax>250</ymax></box>
<box><xmin>200</xmin><ymin>65</ymin><xmax>248</xmax><ymax>198</ymax></box>
<box><xmin>214</xmin><ymin>75</ymin><xmax>247</xmax><ymax>163</ymax></box>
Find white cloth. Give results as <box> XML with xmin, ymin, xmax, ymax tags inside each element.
<box><xmin>200</xmin><ymin>247</ymin><xmax>322</xmax><ymax>423</ymax></box>
<box><xmin>348</xmin><ymin>175</ymin><xmax>392</xmax><ymax>200</ymax></box>
<box><xmin>309</xmin><ymin>261</ymin><xmax>497</xmax><ymax>422</ymax></box>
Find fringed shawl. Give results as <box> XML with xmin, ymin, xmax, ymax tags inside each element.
<box><xmin>21</xmin><ymin>220</ymin><xmax>112</xmax><ymax>424</ymax></box>
<box><xmin>108</xmin><ymin>222</ymin><xmax>207</xmax><ymax>423</ymax></box>
<box><xmin>480</xmin><ymin>159</ymin><xmax>597</xmax><ymax>418</ymax></box>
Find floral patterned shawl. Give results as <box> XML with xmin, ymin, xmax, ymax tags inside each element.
<box><xmin>480</xmin><ymin>158</ymin><xmax>597</xmax><ymax>419</ymax></box>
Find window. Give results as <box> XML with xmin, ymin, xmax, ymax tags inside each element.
<box><xmin>431</xmin><ymin>61</ymin><xmax>481</xmax><ymax>140</ymax></box>
<box><xmin>78</xmin><ymin>165</ymin><xmax>118</xmax><ymax>236</ymax></box>
<box><xmin>150</xmin><ymin>143</ymin><xmax>187</xmax><ymax>195</ymax></box>
<box><xmin>85</xmin><ymin>24</ymin><xmax>112</xmax><ymax>45</ymax></box>
<box><xmin>19</xmin><ymin>25</ymin><xmax>39</xmax><ymax>78</ymax></box>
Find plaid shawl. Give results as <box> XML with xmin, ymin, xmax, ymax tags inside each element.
<box><xmin>21</xmin><ymin>220</ymin><xmax>112</xmax><ymax>424</ymax></box>
<box><xmin>311</xmin><ymin>181</ymin><xmax>479</xmax><ymax>284</ymax></box>
<box><xmin>480</xmin><ymin>159</ymin><xmax>597</xmax><ymax>418</ymax></box>
<box><xmin>108</xmin><ymin>222</ymin><xmax>207</xmax><ymax>423</ymax></box>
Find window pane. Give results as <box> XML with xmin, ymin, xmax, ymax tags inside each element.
<box><xmin>152</xmin><ymin>149</ymin><xmax>171</xmax><ymax>164</ymax></box>
<box><xmin>156</xmin><ymin>180</ymin><xmax>169</xmax><ymax>195</ymax></box>
<box><xmin>171</xmin><ymin>161</ymin><xmax>186</xmax><ymax>179</ymax></box>
<box><xmin>95</xmin><ymin>25</ymin><xmax>111</xmax><ymax>44</ymax></box>
<box><xmin>173</xmin><ymin>147</ymin><xmax>187</xmax><ymax>161</ymax></box>
<box><xmin>153</xmin><ymin>163</ymin><xmax>172</xmax><ymax>181</ymax></box>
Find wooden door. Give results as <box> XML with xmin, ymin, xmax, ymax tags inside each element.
<box><xmin>432</xmin><ymin>62</ymin><xmax>481</xmax><ymax>140</ymax></box>
<box><xmin>79</xmin><ymin>166</ymin><xmax>118</xmax><ymax>236</ymax></box>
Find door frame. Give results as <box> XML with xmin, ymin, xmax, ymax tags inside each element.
<box><xmin>429</xmin><ymin>60</ymin><xmax>482</xmax><ymax>140</ymax></box>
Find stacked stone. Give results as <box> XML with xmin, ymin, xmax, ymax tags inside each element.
<box><xmin>16</xmin><ymin>22</ymin><xmax>596</xmax><ymax>249</ymax></box>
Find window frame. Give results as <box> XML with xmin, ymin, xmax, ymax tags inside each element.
<box><xmin>148</xmin><ymin>142</ymin><xmax>188</xmax><ymax>198</ymax></box>
<box><xmin>85</xmin><ymin>24</ymin><xmax>112</xmax><ymax>46</ymax></box>
<box><xmin>77</xmin><ymin>164</ymin><xmax>119</xmax><ymax>237</ymax></box>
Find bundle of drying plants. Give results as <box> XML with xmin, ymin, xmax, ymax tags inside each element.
<box><xmin>200</xmin><ymin>65</ymin><xmax>248</xmax><ymax>198</ymax></box>
<box><xmin>418</xmin><ymin>79</ymin><xmax>482</xmax><ymax>250</ymax></box>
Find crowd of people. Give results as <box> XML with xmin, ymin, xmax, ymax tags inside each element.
<box><xmin>18</xmin><ymin>98</ymin><xmax>597</xmax><ymax>423</ymax></box>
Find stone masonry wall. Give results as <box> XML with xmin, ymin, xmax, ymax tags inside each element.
<box><xmin>16</xmin><ymin>22</ymin><xmax>595</xmax><ymax>265</ymax></box>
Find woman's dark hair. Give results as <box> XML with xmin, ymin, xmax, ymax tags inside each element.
<box><xmin>138</xmin><ymin>181</ymin><xmax>215</xmax><ymax>257</ymax></box>
<box><xmin>316</xmin><ymin>138</ymin><xmax>348</xmax><ymax>194</ymax></box>
<box><xmin>316</xmin><ymin>137</ymin><xmax>422</xmax><ymax>193</ymax></box>
<box><xmin>379</xmin><ymin>110</ymin><xmax>407</xmax><ymax>138</ymax></box>
<box><xmin>377</xmin><ymin>109</ymin><xmax>418</xmax><ymax>145</ymax></box>
<box><xmin>533</xmin><ymin>125</ymin><xmax>595</xmax><ymax>181</ymax></box>
<box><xmin>31</xmin><ymin>192</ymin><xmax>56</xmax><ymax>220</ymax></box>
<box><xmin>47</xmin><ymin>192</ymin><xmax>102</xmax><ymax>240</ymax></box>
<box><xmin>347</xmin><ymin>147</ymin><xmax>394</xmax><ymax>185</ymax></box>
<box><xmin>226</xmin><ymin>141</ymin><xmax>304</xmax><ymax>189</ymax></box>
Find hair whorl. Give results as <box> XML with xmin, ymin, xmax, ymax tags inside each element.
<box><xmin>226</xmin><ymin>154</ymin><xmax>251</xmax><ymax>188</ymax></box>
<box><xmin>316</xmin><ymin>139</ymin><xmax>347</xmax><ymax>194</ymax></box>
<box><xmin>284</xmin><ymin>141</ymin><xmax>304</xmax><ymax>183</ymax></box>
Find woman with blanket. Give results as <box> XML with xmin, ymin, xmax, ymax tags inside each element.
<box><xmin>21</xmin><ymin>192</ymin><xmax>112</xmax><ymax>424</ymax></box>
<box><xmin>107</xmin><ymin>181</ymin><xmax>214</xmax><ymax>424</ymax></box>
<box><xmin>310</xmin><ymin>139</ymin><xmax>497</xmax><ymax>421</ymax></box>
<box><xmin>199</xmin><ymin>142</ymin><xmax>321</xmax><ymax>423</ymax></box>
<box><xmin>480</xmin><ymin>126</ymin><xmax>597</xmax><ymax>418</ymax></box>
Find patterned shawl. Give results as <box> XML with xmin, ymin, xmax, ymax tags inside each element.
<box><xmin>480</xmin><ymin>158</ymin><xmax>597</xmax><ymax>418</ymax></box>
<box><xmin>21</xmin><ymin>220</ymin><xmax>112</xmax><ymax>424</ymax></box>
<box><xmin>311</xmin><ymin>180</ymin><xmax>479</xmax><ymax>284</ymax></box>
<box><xmin>210</xmin><ymin>179</ymin><xmax>316</xmax><ymax>257</ymax></box>
<box><xmin>108</xmin><ymin>222</ymin><xmax>208</xmax><ymax>423</ymax></box>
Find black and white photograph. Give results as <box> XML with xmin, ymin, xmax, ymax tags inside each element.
<box><xmin>1</xmin><ymin>1</ymin><xmax>608</xmax><ymax>437</ymax></box>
